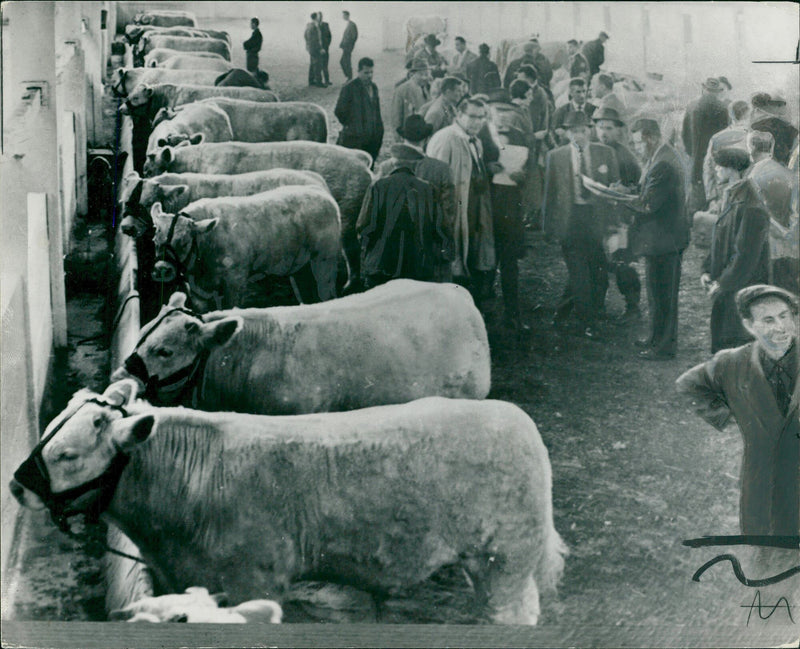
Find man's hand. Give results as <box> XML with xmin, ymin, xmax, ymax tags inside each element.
<box><xmin>700</xmin><ymin>273</ymin><xmax>712</xmax><ymax>291</ymax></box>
<box><xmin>555</xmin><ymin>127</ymin><xmax>566</xmax><ymax>139</ymax></box>
<box><xmin>487</xmin><ymin>161</ymin><xmax>504</xmax><ymax>175</ymax></box>
<box><xmin>708</xmin><ymin>279</ymin><xmax>721</xmax><ymax>299</ymax></box>
<box><xmin>509</xmin><ymin>170</ymin><xmax>526</xmax><ymax>185</ymax></box>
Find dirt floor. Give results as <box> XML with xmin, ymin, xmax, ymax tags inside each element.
<box><xmin>6</xmin><ymin>19</ymin><xmax>798</xmax><ymax>638</ymax></box>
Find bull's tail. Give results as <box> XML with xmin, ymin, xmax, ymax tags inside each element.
<box><xmin>534</xmin><ymin>514</ymin><xmax>568</xmax><ymax>595</ymax></box>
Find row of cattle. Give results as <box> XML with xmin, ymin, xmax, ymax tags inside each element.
<box><xmin>113</xmin><ymin>13</ymin><xmax>375</xmax><ymax>311</ymax></box>
<box><xmin>10</xmin><ymin>9</ymin><xmax>568</xmax><ymax>624</ymax></box>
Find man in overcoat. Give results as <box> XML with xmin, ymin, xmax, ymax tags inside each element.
<box><xmin>465</xmin><ymin>43</ymin><xmax>500</xmax><ymax>96</ymax></box>
<box><xmin>543</xmin><ymin>111</ymin><xmax>620</xmax><ymax>338</ymax></box>
<box><xmin>339</xmin><ymin>11</ymin><xmax>358</xmax><ymax>82</ymax></box>
<box><xmin>676</xmin><ymin>284</ymin><xmax>799</xmax><ymax>536</ymax></box>
<box><xmin>243</xmin><ymin>17</ymin><xmax>263</xmax><ymax>74</ymax></box>
<box><xmin>334</xmin><ymin>57</ymin><xmax>384</xmax><ymax>165</ymax></box>
<box><xmin>629</xmin><ymin>118</ymin><xmax>690</xmax><ymax>359</ymax></box>
<box><xmin>304</xmin><ymin>13</ymin><xmax>324</xmax><ymax>87</ymax></box>
<box><xmin>682</xmin><ymin>77</ymin><xmax>730</xmax><ymax>212</ymax></box>
<box><xmin>701</xmin><ymin>147</ymin><xmax>769</xmax><ymax>353</ymax></box>
<box><xmin>391</xmin><ymin>59</ymin><xmax>430</xmax><ymax>135</ymax></box>
<box><xmin>427</xmin><ymin>97</ymin><xmax>496</xmax><ymax>293</ymax></box>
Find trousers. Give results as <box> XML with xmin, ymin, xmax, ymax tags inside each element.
<box><xmin>340</xmin><ymin>48</ymin><xmax>353</xmax><ymax>80</ymax></box>
<box><xmin>643</xmin><ymin>251</ymin><xmax>682</xmax><ymax>355</ymax></box>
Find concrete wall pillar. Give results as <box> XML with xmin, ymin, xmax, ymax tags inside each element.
<box><xmin>81</xmin><ymin>1</ymin><xmax>109</xmax><ymax>146</ymax></box>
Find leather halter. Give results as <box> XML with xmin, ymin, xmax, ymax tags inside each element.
<box><xmin>156</xmin><ymin>212</ymin><xmax>198</xmax><ymax>282</ymax></box>
<box><xmin>13</xmin><ymin>398</ymin><xmax>130</xmax><ymax>533</ymax></box>
<box><xmin>123</xmin><ymin>306</ymin><xmax>209</xmax><ymax>406</ymax></box>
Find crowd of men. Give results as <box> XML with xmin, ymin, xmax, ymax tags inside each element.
<box><xmin>329</xmin><ymin>29</ymin><xmax>798</xmax><ymax>352</ymax></box>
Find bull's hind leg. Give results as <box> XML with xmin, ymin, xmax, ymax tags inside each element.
<box><xmin>488</xmin><ymin>571</ymin><xmax>541</xmax><ymax>625</ymax></box>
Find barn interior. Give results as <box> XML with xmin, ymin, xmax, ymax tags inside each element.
<box><xmin>1</xmin><ymin>1</ymin><xmax>798</xmax><ymax>646</ymax></box>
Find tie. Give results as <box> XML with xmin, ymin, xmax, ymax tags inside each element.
<box><xmin>576</xmin><ymin>146</ymin><xmax>590</xmax><ymax>200</ymax></box>
<box><xmin>469</xmin><ymin>137</ymin><xmax>486</xmax><ymax>176</ymax></box>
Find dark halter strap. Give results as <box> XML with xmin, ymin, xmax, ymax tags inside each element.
<box><xmin>123</xmin><ymin>306</ymin><xmax>209</xmax><ymax>406</ymax></box>
<box><xmin>158</xmin><ymin>212</ymin><xmax>198</xmax><ymax>281</ymax></box>
<box><xmin>12</xmin><ymin>397</ymin><xmax>147</xmax><ymax>564</ymax></box>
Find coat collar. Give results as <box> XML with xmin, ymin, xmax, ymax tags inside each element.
<box><xmin>748</xmin><ymin>341</ymin><xmax>800</xmax><ymax>426</ymax></box>
<box><xmin>389</xmin><ymin>143</ymin><xmax>425</xmax><ymax>162</ymax></box>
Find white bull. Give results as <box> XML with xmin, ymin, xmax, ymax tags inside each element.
<box><xmin>112</xmin><ymin>281</ymin><xmax>490</xmax><ymax>413</ymax></box>
<box><xmin>154</xmin><ymin>55</ymin><xmax>233</xmax><ymax>71</ymax></box>
<box><xmin>119</xmin><ymin>169</ymin><xmax>330</xmax><ymax>238</ymax></box>
<box><xmin>146</xmin><ymin>103</ymin><xmax>234</xmax><ymax>154</ymax></box>
<box><xmin>140</xmin><ymin>34</ymin><xmax>231</xmax><ymax>60</ymax></box>
<box><xmin>11</xmin><ymin>380</ymin><xmax>566</xmax><ymax>624</ymax></box>
<box><xmin>144</xmin><ymin>48</ymin><xmax>227</xmax><ymax>67</ymax></box>
<box><xmin>112</xmin><ymin>68</ymin><xmax>221</xmax><ymax>97</ymax></box>
<box><xmin>149</xmin><ymin>186</ymin><xmax>342</xmax><ymax>309</ymax></box>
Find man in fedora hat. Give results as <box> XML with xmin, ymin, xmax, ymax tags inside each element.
<box><xmin>543</xmin><ymin>110</ymin><xmax>620</xmax><ymax>339</ymax></box>
<box><xmin>392</xmin><ymin>58</ymin><xmax>431</xmax><ymax>135</ymax></box>
<box><xmin>701</xmin><ymin>146</ymin><xmax>769</xmax><ymax>353</ymax></box>
<box><xmin>334</xmin><ymin>56</ymin><xmax>384</xmax><ymax>165</ymax></box>
<box><xmin>582</xmin><ymin>31</ymin><xmax>609</xmax><ymax>78</ymax></box>
<box><xmin>407</xmin><ymin>33</ymin><xmax>447</xmax><ymax>78</ymax></box>
<box><xmin>629</xmin><ymin>118</ymin><xmax>689</xmax><ymax>359</ymax></box>
<box><xmin>676</xmin><ymin>284</ymin><xmax>799</xmax><ymax>536</ymax></box>
<box><xmin>682</xmin><ymin>77</ymin><xmax>730</xmax><ymax>212</ymax></box>
<box><xmin>374</xmin><ymin>114</ymin><xmax>456</xmax><ymax>282</ymax></box>
<box><xmin>357</xmin><ymin>119</ymin><xmax>452</xmax><ymax>288</ymax></box>
<box><xmin>594</xmin><ymin>106</ymin><xmax>642</xmax><ymax>322</ymax></box>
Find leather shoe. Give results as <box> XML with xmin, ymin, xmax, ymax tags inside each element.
<box><xmin>638</xmin><ymin>349</ymin><xmax>675</xmax><ymax>361</ymax></box>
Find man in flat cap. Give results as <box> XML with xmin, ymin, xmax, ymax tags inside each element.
<box><xmin>676</xmin><ymin>284</ymin><xmax>799</xmax><ymax>536</ymax></box>
<box><xmin>392</xmin><ymin>59</ymin><xmax>431</xmax><ymax>135</ymax></box>
<box><xmin>682</xmin><ymin>77</ymin><xmax>730</xmax><ymax>212</ymax></box>
<box><xmin>543</xmin><ymin>110</ymin><xmax>620</xmax><ymax>339</ymax></box>
<box><xmin>701</xmin><ymin>146</ymin><xmax>769</xmax><ymax>353</ymax></box>
<box><xmin>629</xmin><ymin>118</ymin><xmax>689</xmax><ymax>359</ymax></box>
<box><xmin>581</xmin><ymin>31</ymin><xmax>609</xmax><ymax>78</ymax></box>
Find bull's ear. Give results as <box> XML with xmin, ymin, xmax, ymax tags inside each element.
<box><xmin>192</xmin><ymin>219</ymin><xmax>218</xmax><ymax>234</ymax></box>
<box><xmin>150</xmin><ymin>202</ymin><xmax>165</xmax><ymax>219</ymax></box>
<box><xmin>164</xmin><ymin>184</ymin><xmax>188</xmax><ymax>200</ymax></box>
<box><xmin>168</xmin><ymin>291</ymin><xmax>188</xmax><ymax>308</ymax></box>
<box><xmin>111</xmin><ymin>413</ymin><xmax>154</xmax><ymax>452</ymax></box>
<box><xmin>201</xmin><ymin>316</ymin><xmax>242</xmax><ymax>348</ymax></box>
<box><xmin>188</xmin><ymin>133</ymin><xmax>204</xmax><ymax>145</ymax></box>
<box><xmin>160</xmin><ymin>147</ymin><xmax>173</xmax><ymax>164</ymax></box>
<box><xmin>148</xmin><ymin>59</ymin><xmax>157</xmax><ymax>68</ymax></box>
<box><xmin>103</xmin><ymin>378</ymin><xmax>141</xmax><ymax>407</ymax></box>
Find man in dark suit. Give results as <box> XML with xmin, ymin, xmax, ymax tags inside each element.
<box><xmin>682</xmin><ymin>77</ymin><xmax>730</xmax><ymax>212</ymax></box>
<box><xmin>503</xmin><ymin>39</ymin><xmax>552</xmax><ymax>91</ymax></box>
<box><xmin>581</xmin><ymin>31</ymin><xmax>609</xmax><ymax>77</ymax></box>
<box><xmin>676</xmin><ymin>284</ymin><xmax>799</xmax><ymax>536</ymax></box>
<box><xmin>304</xmin><ymin>13</ymin><xmax>324</xmax><ymax>87</ymax></box>
<box><xmin>339</xmin><ymin>11</ymin><xmax>358</xmax><ymax>82</ymax></box>
<box><xmin>317</xmin><ymin>12</ymin><xmax>332</xmax><ymax>86</ymax></box>
<box><xmin>243</xmin><ymin>17</ymin><xmax>263</xmax><ymax>74</ymax></box>
<box><xmin>552</xmin><ymin>78</ymin><xmax>596</xmax><ymax>145</ymax></box>
<box><xmin>629</xmin><ymin>118</ymin><xmax>690</xmax><ymax>359</ymax></box>
<box><xmin>543</xmin><ymin>111</ymin><xmax>620</xmax><ymax>338</ymax></box>
<box><xmin>465</xmin><ymin>43</ymin><xmax>500</xmax><ymax>96</ymax></box>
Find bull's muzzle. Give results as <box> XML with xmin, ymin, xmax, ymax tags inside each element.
<box><xmin>152</xmin><ymin>261</ymin><xmax>177</xmax><ymax>283</ymax></box>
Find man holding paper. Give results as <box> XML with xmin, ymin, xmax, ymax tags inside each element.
<box><xmin>543</xmin><ymin>111</ymin><xmax>620</xmax><ymax>339</ymax></box>
<box><xmin>487</xmin><ymin>81</ymin><xmax>536</xmax><ymax>331</ymax></box>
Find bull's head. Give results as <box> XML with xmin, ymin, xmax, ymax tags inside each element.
<box><xmin>110</xmin><ymin>292</ymin><xmax>242</xmax><ymax>404</ymax></box>
<box><xmin>111</xmin><ymin>68</ymin><xmax>131</xmax><ymax>98</ymax></box>
<box><xmin>143</xmin><ymin>145</ymin><xmax>173</xmax><ymax>177</ymax></box>
<box><xmin>120</xmin><ymin>84</ymin><xmax>153</xmax><ymax>117</ymax></box>
<box><xmin>150</xmin><ymin>202</ymin><xmax>217</xmax><ymax>283</ymax></box>
<box><xmin>9</xmin><ymin>380</ymin><xmax>153</xmax><ymax>523</ymax></box>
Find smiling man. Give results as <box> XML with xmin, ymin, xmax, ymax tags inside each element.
<box><xmin>676</xmin><ymin>284</ymin><xmax>799</xmax><ymax>536</ymax></box>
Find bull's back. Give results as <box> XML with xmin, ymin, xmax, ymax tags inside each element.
<box><xmin>169</xmin><ymin>142</ymin><xmax>371</xmax><ymax>224</ymax></box>
<box><xmin>159</xmin><ymin>84</ymin><xmax>279</xmax><ymax>107</ymax></box>
<box><xmin>198</xmin><ymin>99</ymin><xmax>328</xmax><ymax>143</ymax></box>
<box><xmin>202</xmin><ymin>280</ymin><xmax>490</xmax><ymax>414</ymax></box>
